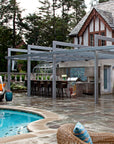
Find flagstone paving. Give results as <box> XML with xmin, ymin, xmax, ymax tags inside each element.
<box><xmin>0</xmin><ymin>93</ymin><xmax>114</xmax><ymax>143</ymax></box>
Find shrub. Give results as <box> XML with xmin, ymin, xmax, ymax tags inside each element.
<box><xmin>47</xmin><ymin>76</ymin><xmax>50</xmax><ymax>80</ymax></box>
<box><xmin>39</xmin><ymin>76</ymin><xmax>41</xmax><ymax>80</ymax></box>
<box><xmin>43</xmin><ymin>76</ymin><xmax>46</xmax><ymax>80</ymax></box>
<box><xmin>11</xmin><ymin>75</ymin><xmax>15</xmax><ymax>80</ymax></box>
<box><xmin>17</xmin><ymin>75</ymin><xmax>20</xmax><ymax>81</ymax></box>
<box><xmin>22</xmin><ymin>75</ymin><xmax>25</xmax><ymax>81</ymax></box>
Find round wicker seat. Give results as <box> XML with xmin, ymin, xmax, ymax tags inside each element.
<box><xmin>57</xmin><ymin>123</ymin><xmax>114</xmax><ymax>144</ymax></box>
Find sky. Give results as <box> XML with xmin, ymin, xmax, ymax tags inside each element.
<box><xmin>17</xmin><ymin>0</ymin><xmax>91</xmax><ymax>17</ymax></box>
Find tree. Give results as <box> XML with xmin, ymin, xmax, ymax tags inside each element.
<box><xmin>0</xmin><ymin>0</ymin><xmax>10</xmax><ymax>25</ymax></box>
<box><xmin>0</xmin><ymin>0</ymin><xmax>23</xmax><ymax>48</ymax></box>
<box><xmin>9</xmin><ymin>0</ymin><xmax>23</xmax><ymax>48</ymax></box>
<box><xmin>0</xmin><ymin>26</ymin><xmax>13</xmax><ymax>71</ymax></box>
<box><xmin>22</xmin><ymin>0</ymin><xmax>86</xmax><ymax>46</ymax></box>
<box><xmin>58</xmin><ymin>0</ymin><xmax>86</xmax><ymax>34</ymax></box>
<box><xmin>22</xmin><ymin>13</ymin><xmax>44</xmax><ymax>45</ymax></box>
<box><xmin>72</xmin><ymin>0</ymin><xmax>86</xmax><ymax>25</ymax></box>
<box><xmin>99</xmin><ymin>0</ymin><xmax>109</xmax><ymax>3</ymax></box>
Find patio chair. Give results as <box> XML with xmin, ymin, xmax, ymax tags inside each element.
<box><xmin>0</xmin><ymin>76</ymin><xmax>6</xmax><ymax>101</ymax></box>
<box><xmin>57</xmin><ymin>123</ymin><xmax>114</xmax><ymax>144</ymax></box>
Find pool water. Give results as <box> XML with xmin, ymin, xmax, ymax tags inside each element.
<box><xmin>0</xmin><ymin>109</ymin><xmax>44</xmax><ymax>138</ymax></box>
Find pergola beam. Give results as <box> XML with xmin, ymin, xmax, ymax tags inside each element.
<box><xmin>6</xmin><ymin>35</ymin><xmax>114</xmax><ymax>103</ymax></box>
<box><xmin>95</xmin><ymin>34</ymin><xmax>114</xmax><ymax>42</ymax></box>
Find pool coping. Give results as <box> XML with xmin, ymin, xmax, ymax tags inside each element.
<box><xmin>0</xmin><ymin>105</ymin><xmax>60</xmax><ymax>144</ymax></box>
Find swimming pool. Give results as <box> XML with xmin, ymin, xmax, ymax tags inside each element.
<box><xmin>0</xmin><ymin>109</ymin><xmax>44</xmax><ymax>138</ymax></box>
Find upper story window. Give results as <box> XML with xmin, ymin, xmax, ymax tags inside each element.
<box><xmin>101</xmin><ymin>32</ymin><xmax>105</xmax><ymax>46</ymax></box>
<box><xmin>89</xmin><ymin>31</ymin><xmax>106</xmax><ymax>46</ymax></box>
<box><xmin>90</xmin><ymin>34</ymin><xmax>94</xmax><ymax>46</ymax></box>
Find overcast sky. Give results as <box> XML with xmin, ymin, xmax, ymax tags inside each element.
<box><xmin>17</xmin><ymin>0</ymin><xmax>91</xmax><ymax>17</ymax></box>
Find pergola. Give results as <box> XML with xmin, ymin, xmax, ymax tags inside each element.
<box><xmin>5</xmin><ymin>35</ymin><xmax>114</xmax><ymax>104</ymax></box>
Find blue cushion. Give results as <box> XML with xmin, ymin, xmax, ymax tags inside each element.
<box><xmin>73</xmin><ymin>122</ymin><xmax>93</xmax><ymax>144</ymax></box>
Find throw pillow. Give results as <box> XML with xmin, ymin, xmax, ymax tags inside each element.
<box><xmin>73</xmin><ymin>122</ymin><xmax>93</xmax><ymax>144</ymax></box>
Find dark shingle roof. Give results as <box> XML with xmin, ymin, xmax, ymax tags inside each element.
<box><xmin>69</xmin><ymin>1</ymin><xmax>114</xmax><ymax>36</ymax></box>
<box><xmin>96</xmin><ymin>9</ymin><xmax>113</xmax><ymax>27</ymax></box>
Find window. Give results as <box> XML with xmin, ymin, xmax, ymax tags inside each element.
<box><xmin>90</xmin><ymin>34</ymin><xmax>94</xmax><ymax>46</ymax></box>
<box><xmin>101</xmin><ymin>32</ymin><xmax>105</xmax><ymax>46</ymax></box>
<box><xmin>89</xmin><ymin>32</ymin><xmax>106</xmax><ymax>46</ymax></box>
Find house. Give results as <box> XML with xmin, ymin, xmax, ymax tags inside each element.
<box><xmin>59</xmin><ymin>0</ymin><xmax>114</xmax><ymax>94</ymax></box>
<box><xmin>69</xmin><ymin>0</ymin><xmax>114</xmax><ymax>46</ymax></box>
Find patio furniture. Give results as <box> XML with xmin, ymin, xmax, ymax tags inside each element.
<box><xmin>56</xmin><ymin>81</ymin><xmax>67</xmax><ymax>98</ymax></box>
<box><xmin>31</xmin><ymin>80</ymin><xmax>39</xmax><ymax>95</ymax></box>
<box><xmin>57</xmin><ymin>123</ymin><xmax>114</xmax><ymax>144</ymax></box>
<box><xmin>0</xmin><ymin>76</ymin><xmax>6</xmax><ymax>101</ymax></box>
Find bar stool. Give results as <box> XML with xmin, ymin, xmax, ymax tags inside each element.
<box><xmin>56</xmin><ymin>81</ymin><xmax>67</xmax><ymax>98</ymax></box>
<box><xmin>40</xmin><ymin>81</ymin><xmax>45</xmax><ymax>96</ymax></box>
<box><xmin>47</xmin><ymin>81</ymin><xmax>52</xmax><ymax>96</ymax></box>
<box><xmin>31</xmin><ymin>81</ymin><xmax>37</xmax><ymax>95</ymax></box>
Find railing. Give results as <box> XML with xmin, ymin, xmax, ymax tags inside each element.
<box><xmin>0</xmin><ymin>72</ymin><xmax>52</xmax><ymax>82</ymax></box>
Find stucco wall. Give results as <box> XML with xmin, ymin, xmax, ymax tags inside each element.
<box><xmin>74</xmin><ymin>37</ymin><xmax>78</xmax><ymax>45</ymax></box>
<box><xmin>83</xmin><ymin>27</ymin><xmax>88</xmax><ymax>46</ymax></box>
<box><xmin>90</xmin><ymin>19</ymin><xmax>94</xmax><ymax>32</ymax></box>
<box><xmin>59</xmin><ymin>59</ymin><xmax>114</xmax><ymax>94</ymax></box>
<box><xmin>101</xmin><ymin>20</ymin><xmax>105</xmax><ymax>31</ymax></box>
<box><xmin>106</xmin><ymin>28</ymin><xmax>112</xmax><ymax>45</ymax></box>
<box><xmin>95</xmin><ymin>17</ymin><xmax>99</xmax><ymax>31</ymax></box>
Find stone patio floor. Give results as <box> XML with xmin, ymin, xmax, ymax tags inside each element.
<box><xmin>0</xmin><ymin>93</ymin><xmax>114</xmax><ymax>144</ymax></box>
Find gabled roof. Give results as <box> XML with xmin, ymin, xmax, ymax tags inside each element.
<box><xmin>69</xmin><ymin>10</ymin><xmax>91</xmax><ymax>36</ymax></box>
<box><xmin>69</xmin><ymin>1</ymin><xmax>114</xmax><ymax>37</ymax></box>
<box><xmin>96</xmin><ymin>9</ymin><xmax>113</xmax><ymax>28</ymax></box>
<box><xmin>95</xmin><ymin>0</ymin><xmax>114</xmax><ymax>17</ymax></box>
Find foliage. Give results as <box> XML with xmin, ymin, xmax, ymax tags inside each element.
<box><xmin>0</xmin><ymin>0</ymin><xmax>24</xmax><ymax>72</ymax></box>
<box><xmin>22</xmin><ymin>75</ymin><xmax>25</xmax><ymax>81</ymax></box>
<box><xmin>22</xmin><ymin>0</ymin><xmax>86</xmax><ymax>46</ymax></box>
<box><xmin>0</xmin><ymin>0</ymin><xmax>86</xmax><ymax>72</ymax></box>
<box><xmin>16</xmin><ymin>75</ymin><xmax>20</xmax><ymax>81</ymax></box>
<box><xmin>47</xmin><ymin>76</ymin><xmax>50</xmax><ymax>80</ymax></box>
<box><xmin>16</xmin><ymin>60</ymin><xmax>27</xmax><ymax>72</ymax></box>
<box><xmin>11</xmin><ymin>83</ymin><xmax>27</xmax><ymax>90</ymax></box>
<box><xmin>0</xmin><ymin>26</ymin><xmax>13</xmax><ymax>71</ymax></box>
<box><xmin>11</xmin><ymin>75</ymin><xmax>15</xmax><ymax>80</ymax></box>
<box><xmin>0</xmin><ymin>0</ymin><xmax>23</xmax><ymax>47</ymax></box>
<box><xmin>99</xmin><ymin>0</ymin><xmax>109</xmax><ymax>3</ymax></box>
<box><xmin>39</xmin><ymin>76</ymin><xmax>42</xmax><ymax>80</ymax></box>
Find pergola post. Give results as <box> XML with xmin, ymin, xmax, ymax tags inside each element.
<box><xmin>7</xmin><ymin>48</ymin><xmax>11</xmax><ymax>90</ymax></box>
<box><xmin>94</xmin><ymin>51</ymin><xmax>99</xmax><ymax>104</ymax></box>
<box><xmin>94</xmin><ymin>35</ymin><xmax>99</xmax><ymax>104</ymax></box>
<box><xmin>27</xmin><ymin>46</ymin><xmax>31</xmax><ymax>96</ymax></box>
<box><xmin>52</xmin><ymin>41</ymin><xmax>56</xmax><ymax>99</ymax></box>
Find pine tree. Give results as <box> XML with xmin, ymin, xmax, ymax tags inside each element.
<box><xmin>39</xmin><ymin>0</ymin><xmax>51</xmax><ymax>19</ymax></box>
<box><xmin>0</xmin><ymin>0</ymin><xmax>23</xmax><ymax>48</ymax></box>
<box><xmin>9</xmin><ymin>0</ymin><xmax>23</xmax><ymax>47</ymax></box>
<box><xmin>99</xmin><ymin>0</ymin><xmax>109</xmax><ymax>3</ymax></box>
<box><xmin>0</xmin><ymin>26</ymin><xmax>13</xmax><ymax>71</ymax></box>
<box><xmin>0</xmin><ymin>0</ymin><xmax>10</xmax><ymax>25</ymax></box>
<box><xmin>71</xmin><ymin>0</ymin><xmax>86</xmax><ymax>26</ymax></box>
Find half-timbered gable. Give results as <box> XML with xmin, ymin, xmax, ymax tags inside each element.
<box><xmin>69</xmin><ymin>1</ymin><xmax>114</xmax><ymax>46</ymax></box>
